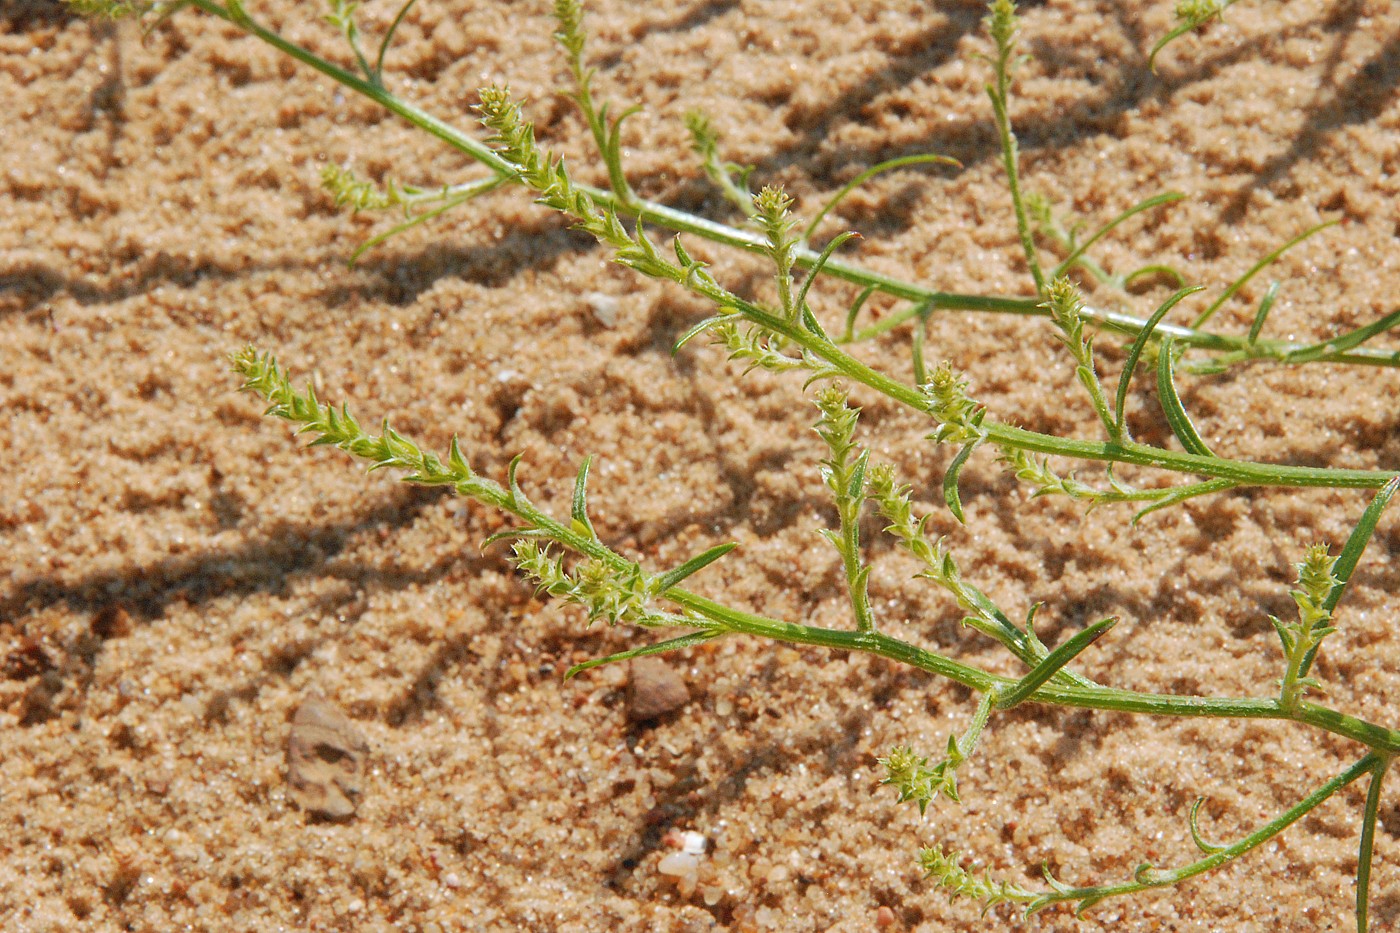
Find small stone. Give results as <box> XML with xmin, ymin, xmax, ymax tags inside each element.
<box><xmin>627</xmin><ymin>657</ymin><xmax>689</xmax><ymax>721</ymax></box>
<box><xmin>657</xmin><ymin>851</ymin><xmax>699</xmax><ymax>878</ymax></box>
<box><xmin>585</xmin><ymin>291</ymin><xmax>620</xmax><ymax>327</ymax></box>
<box><xmin>286</xmin><ymin>694</ymin><xmax>369</xmax><ymax>820</ymax></box>
<box><xmin>876</xmin><ymin>905</ymin><xmax>897</xmax><ymax>927</ymax></box>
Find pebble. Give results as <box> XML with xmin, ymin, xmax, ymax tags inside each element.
<box><xmin>585</xmin><ymin>291</ymin><xmax>620</xmax><ymax>327</ymax></box>
<box><xmin>286</xmin><ymin>694</ymin><xmax>369</xmax><ymax>820</ymax></box>
<box><xmin>626</xmin><ymin>657</ymin><xmax>689</xmax><ymax>721</ymax></box>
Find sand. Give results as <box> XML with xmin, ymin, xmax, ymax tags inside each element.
<box><xmin>2</xmin><ymin>0</ymin><xmax>1399</xmax><ymax>929</ymax></box>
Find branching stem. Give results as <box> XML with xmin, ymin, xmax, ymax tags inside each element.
<box><xmin>180</xmin><ymin>0</ymin><xmax>1400</xmax><ymax>369</ymax></box>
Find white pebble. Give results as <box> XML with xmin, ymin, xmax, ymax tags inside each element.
<box><xmin>657</xmin><ymin>852</ymin><xmax>699</xmax><ymax>877</ymax></box>
<box><xmin>586</xmin><ymin>291</ymin><xmax>620</xmax><ymax>327</ymax></box>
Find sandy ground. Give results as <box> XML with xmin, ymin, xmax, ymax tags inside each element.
<box><xmin>2</xmin><ymin>0</ymin><xmax>1399</xmax><ymax>929</ymax></box>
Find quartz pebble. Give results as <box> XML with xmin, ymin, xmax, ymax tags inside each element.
<box><xmin>585</xmin><ymin>291</ymin><xmax>620</xmax><ymax>327</ymax></box>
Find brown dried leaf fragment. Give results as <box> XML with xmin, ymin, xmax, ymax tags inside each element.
<box><xmin>286</xmin><ymin>694</ymin><xmax>369</xmax><ymax>820</ymax></box>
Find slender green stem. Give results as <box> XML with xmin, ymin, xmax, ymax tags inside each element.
<box><xmin>986</xmin><ymin>0</ymin><xmax>1045</xmax><ymax>295</ymax></box>
<box><xmin>691</xmin><ymin>284</ymin><xmax>1398</xmax><ymax>492</ymax></box>
<box><xmin>182</xmin><ymin>0</ymin><xmax>1400</xmax><ymax>370</ymax></box>
<box><xmin>234</xmin><ymin>348</ymin><xmax>1400</xmax><ymax>756</ymax></box>
<box><xmin>1033</xmin><ymin>752</ymin><xmax>1381</xmax><ymax>912</ymax></box>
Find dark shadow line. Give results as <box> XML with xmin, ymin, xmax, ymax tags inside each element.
<box><xmin>1</xmin><ymin>484</ymin><xmax>457</xmax><ymax>627</ymax></box>
<box><xmin>594</xmin><ymin>0</ymin><xmax>742</xmax><ymax>69</ymax></box>
<box><xmin>1218</xmin><ymin>16</ymin><xmax>1398</xmax><ymax>223</ymax></box>
<box><xmin>0</xmin><ymin>222</ymin><xmax>596</xmax><ymax>317</ymax></box>
<box><xmin>0</xmin><ymin>0</ymin><xmax>82</xmax><ymax>29</ymax></box>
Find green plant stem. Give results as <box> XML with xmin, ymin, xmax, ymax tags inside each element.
<box><xmin>467</xmin><ymin>80</ymin><xmax>1399</xmax><ymax>501</ymax></box>
<box><xmin>683</xmin><ymin>282</ymin><xmax>1398</xmax><ymax>493</ymax></box>
<box><xmin>233</xmin><ymin>349</ymin><xmax>1400</xmax><ymax>757</ymax></box>
<box><xmin>182</xmin><ymin>0</ymin><xmax>1400</xmax><ymax>370</ymax></box>
<box><xmin>985</xmin><ymin>0</ymin><xmax>1045</xmax><ymax>295</ymax></box>
<box><xmin>1032</xmin><ymin>752</ymin><xmax>1381</xmax><ymax>912</ymax></box>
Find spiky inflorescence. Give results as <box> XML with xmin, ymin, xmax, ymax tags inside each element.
<box><xmin>475</xmin><ymin>85</ymin><xmax>666</xmax><ymax>276</ymax></box>
<box><xmin>879</xmin><ymin>743</ymin><xmax>966</xmax><ymax>813</ymax></box>
<box><xmin>917</xmin><ymin>844</ymin><xmax>1037</xmax><ymax>911</ymax></box>
<box><xmin>511</xmin><ymin>541</ymin><xmax>665</xmax><ymax>628</ymax></box>
<box><xmin>924</xmin><ymin>363</ymin><xmax>988</xmax><ymax>446</ymax></box>
<box><xmin>1175</xmin><ymin>0</ymin><xmax>1227</xmax><ymax>25</ymax></box>
<box><xmin>65</xmin><ymin>0</ymin><xmax>156</xmax><ymax>16</ymax></box>
<box><xmin>321</xmin><ymin>164</ymin><xmax>404</xmax><ymax>213</ymax></box>
<box><xmin>1273</xmin><ymin>543</ymin><xmax>1340</xmax><ymax>708</ymax></box>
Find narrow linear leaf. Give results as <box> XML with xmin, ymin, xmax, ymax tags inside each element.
<box><xmin>841</xmin><ymin>284</ymin><xmax>878</xmax><ymax>341</ymax></box>
<box><xmin>506</xmin><ymin>454</ymin><xmax>527</xmax><ymax>505</ymax></box>
<box><xmin>349</xmin><ymin>180</ymin><xmax>501</xmax><ymax>266</ymax></box>
<box><xmin>1193</xmin><ymin>220</ymin><xmax>1339</xmax><ymax>329</ymax></box>
<box><xmin>1050</xmin><ymin>191</ymin><xmax>1185</xmax><ymax>281</ymax></box>
<box><xmin>1357</xmin><ymin>759</ymin><xmax>1390</xmax><ymax>933</ymax></box>
<box><xmin>653</xmin><ymin>542</ymin><xmax>739</xmax><ymax>592</ymax></box>
<box><xmin>1122</xmin><ymin>262</ymin><xmax>1188</xmax><ymax>288</ymax></box>
<box><xmin>802</xmin><ymin>153</ymin><xmax>958</xmax><ymax>241</ymax></box>
<box><xmin>847</xmin><ymin>453</ymin><xmax>869</xmax><ymax>500</ymax></box>
<box><xmin>943</xmin><ymin>439</ymin><xmax>980</xmax><ymax>524</ymax></box>
<box><xmin>1282</xmin><ymin>308</ymin><xmax>1400</xmax><ymax>365</ymax></box>
<box><xmin>1131</xmin><ymin>478</ymin><xmax>1237</xmax><ymax>524</ymax></box>
<box><xmin>911</xmin><ymin>312</ymin><xmax>928</xmax><ymax>385</ymax></box>
<box><xmin>374</xmin><ymin>0</ymin><xmax>418</xmax><ymax>79</ymax></box>
<box><xmin>570</xmin><ymin>456</ymin><xmax>597</xmax><ymax>539</ymax></box>
<box><xmin>673</xmin><ymin>314</ymin><xmax>730</xmax><ymax>353</ymax></box>
<box><xmin>563</xmin><ymin>630</ymin><xmax>720</xmax><ymax>680</ymax></box>
<box><xmin>480</xmin><ymin>525</ymin><xmax>550</xmax><ymax>550</ymax></box>
<box><xmin>1321</xmin><ymin>476</ymin><xmax>1400</xmax><ymax>616</ymax></box>
<box><xmin>1188</xmin><ymin>798</ymin><xmax>1229</xmax><ymax>855</ymax></box>
<box><xmin>795</xmin><ymin>230</ymin><xmax>861</xmax><ymax>322</ymax></box>
<box><xmin>1245</xmin><ymin>281</ymin><xmax>1282</xmax><ymax>344</ymax></box>
<box><xmin>997</xmin><ymin>617</ymin><xmax>1116</xmax><ymax>708</ymax></box>
<box><xmin>1148</xmin><ymin>19</ymin><xmax>1202</xmax><ymax>73</ymax></box>
<box><xmin>801</xmin><ymin>301</ymin><xmax>830</xmax><ymax>341</ymax></box>
<box><xmin>1156</xmin><ymin>336</ymin><xmax>1214</xmax><ymax>457</ymax></box>
<box><xmin>1115</xmin><ymin>285</ymin><xmax>1205</xmax><ymax>439</ymax></box>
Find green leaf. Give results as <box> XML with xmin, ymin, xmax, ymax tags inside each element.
<box><xmin>1245</xmin><ymin>281</ymin><xmax>1282</xmax><ymax>344</ymax></box>
<box><xmin>563</xmin><ymin>630</ymin><xmax>719</xmax><ymax>679</ymax></box>
<box><xmin>1323</xmin><ymin>476</ymin><xmax>1400</xmax><ymax>616</ymax></box>
<box><xmin>1357</xmin><ymin>759</ymin><xmax>1390</xmax><ymax>932</ymax></box>
<box><xmin>943</xmin><ymin>439</ymin><xmax>980</xmax><ymax>523</ymax></box>
<box><xmin>1282</xmin><ymin>308</ymin><xmax>1400</xmax><ymax>365</ymax></box>
<box><xmin>840</xmin><ymin>284</ymin><xmax>878</xmax><ymax>342</ymax></box>
<box><xmin>1114</xmin><ymin>285</ymin><xmax>1205</xmax><ymax>440</ymax></box>
<box><xmin>1188</xmin><ymin>798</ymin><xmax>1229</xmax><ymax>855</ymax></box>
<box><xmin>570</xmin><ymin>456</ymin><xmax>597</xmax><ymax>541</ymax></box>
<box><xmin>373</xmin><ymin>0</ymin><xmax>418</xmax><ymax>78</ymax></box>
<box><xmin>802</xmin><ymin>153</ymin><xmax>959</xmax><ymax>242</ymax></box>
<box><xmin>1050</xmin><ymin>192</ymin><xmax>1185</xmax><ymax>281</ymax></box>
<box><xmin>996</xmin><ymin>617</ymin><xmax>1116</xmax><ymax>708</ymax></box>
<box><xmin>1155</xmin><ymin>336</ymin><xmax>1214</xmax><ymax>457</ymax></box>
<box><xmin>672</xmin><ymin>313</ymin><xmax>731</xmax><ymax>353</ymax></box>
<box><xmin>795</xmin><ymin>230</ymin><xmax>861</xmax><ymax>329</ymax></box>
<box><xmin>653</xmin><ymin>542</ymin><xmax>738</xmax><ymax>592</ymax></box>
<box><xmin>1192</xmin><ymin>220</ymin><xmax>1339</xmax><ymax>329</ymax></box>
